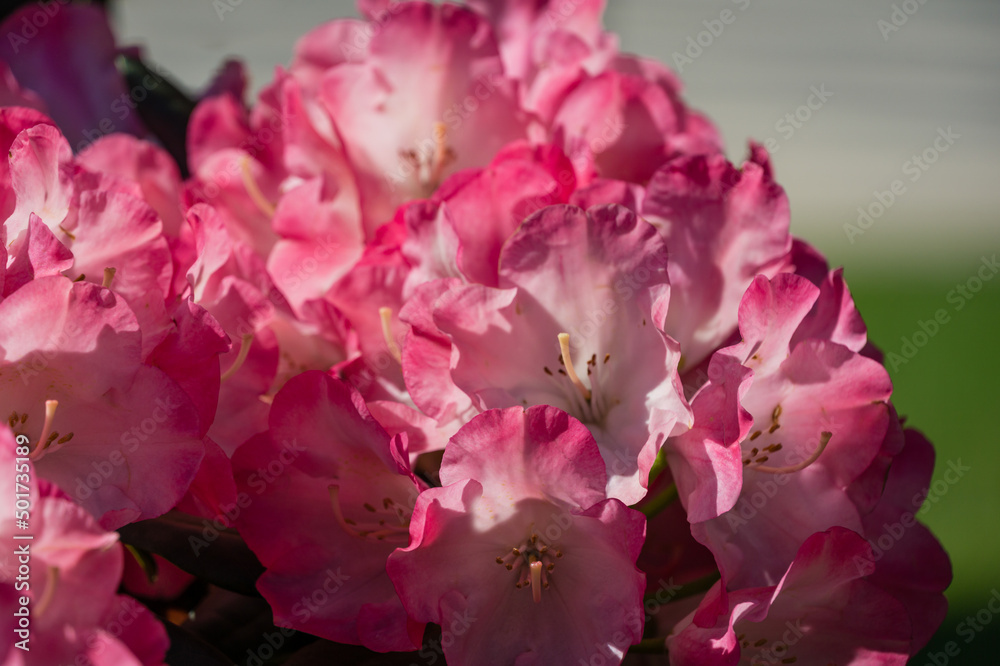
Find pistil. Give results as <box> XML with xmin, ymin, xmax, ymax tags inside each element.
<box><xmin>558</xmin><ymin>333</ymin><xmax>591</xmax><ymax>402</ymax></box>
<box><xmin>221</xmin><ymin>334</ymin><xmax>254</xmax><ymax>382</ymax></box>
<box><xmin>379</xmin><ymin>307</ymin><xmax>402</xmax><ymax>364</ymax></box>
<box><xmin>29</xmin><ymin>400</ymin><xmax>59</xmax><ymax>461</ymax></box>
<box><xmin>751</xmin><ymin>432</ymin><xmax>831</xmax><ymax>474</ymax></box>
<box><xmin>101</xmin><ymin>267</ymin><xmax>116</xmax><ymax>289</ymax></box>
<box><xmin>240</xmin><ymin>156</ymin><xmax>277</xmax><ymax>217</ymax></box>
<box><xmin>495</xmin><ymin>529</ymin><xmax>561</xmax><ymax>603</ymax></box>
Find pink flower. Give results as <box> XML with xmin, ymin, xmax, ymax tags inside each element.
<box><xmin>232</xmin><ymin>371</ymin><xmax>425</xmax><ymax>651</ymax></box>
<box><xmin>0</xmin><ymin>277</ymin><xmax>204</xmax><ymax>529</ymax></box>
<box><xmin>643</xmin><ymin>145</ymin><xmax>792</xmax><ymax>369</ymax></box>
<box><xmin>313</xmin><ymin>2</ymin><xmax>530</xmax><ymax>232</ymax></box>
<box><xmin>406</xmin><ymin>203</ymin><xmax>691</xmax><ymax>503</ymax></box>
<box><xmin>387</xmin><ymin>405</ymin><xmax>646</xmax><ymax>665</ymax></box>
<box><xmin>668</xmin><ymin>528</ymin><xmax>911</xmax><ymax>665</ymax></box>
<box><xmin>3</xmin><ymin>116</ymin><xmax>176</xmax><ymax>355</ymax></box>
<box><xmin>683</xmin><ymin>273</ymin><xmax>893</xmax><ymax>588</ymax></box>
<box><xmin>0</xmin><ymin>426</ymin><xmax>168</xmax><ymax>665</ymax></box>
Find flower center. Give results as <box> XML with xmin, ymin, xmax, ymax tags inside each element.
<box><xmin>8</xmin><ymin>401</ymin><xmax>73</xmax><ymax>461</ymax></box>
<box><xmin>494</xmin><ymin>528</ymin><xmax>563</xmax><ymax>604</ymax></box>
<box><xmin>736</xmin><ymin>629</ymin><xmax>801</xmax><ymax>664</ymax></box>
<box><xmin>328</xmin><ymin>484</ymin><xmax>411</xmax><ymax>544</ymax></box>
<box><xmin>741</xmin><ymin>404</ymin><xmax>830</xmax><ymax>475</ymax></box>
<box><xmin>542</xmin><ymin>332</ymin><xmax>616</xmax><ymax>426</ymax></box>
<box><xmin>399</xmin><ymin>122</ymin><xmax>455</xmax><ymax>196</ymax></box>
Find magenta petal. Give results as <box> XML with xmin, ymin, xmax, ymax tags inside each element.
<box><xmin>670</xmin><ymin>528</ymin><xmax>911</xmax><ymax>665</ymax></box>
<box><xmin>6</xmin><ymin>122</ymin><xmax>74</xmax><ymax>238</ymax></box>
<box><xmin>233</xmin><ymin>372</ymin><xmax>423</xmax><ymax>651</ymax></box>
<box><xmin>441</xmin><ymin>405</ymin><xmax>608</xmax><ymax>512</ymax></box>
<box><xmin>666</xmin><ymin>353</ymin><xmax>752</xmax><ymax>522</ymax></box>
<box><xmin>388</xmin><ymin>486</ymin><xmax>646</xmax><ymax>665</ymax></box>
<box><xmin>3</xmin><ymin>213</ymin><xmax>74</xmax><ymax>295</ymax></box>
<box><xmin>643</xmin><ymin>148</ymin><xmax>791</xmax><ymax>367</ymax></box>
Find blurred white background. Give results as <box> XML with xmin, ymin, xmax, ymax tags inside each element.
<box><xmin>114</xmin><ymin>0</ymin><xmax>1000</xmax><ymax>272</ymax></box>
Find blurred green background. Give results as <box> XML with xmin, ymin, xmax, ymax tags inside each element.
<box><xmin>837</xmin><ymin>263</ymin><xmax>1000</xmax><ymax>662</ymax></box>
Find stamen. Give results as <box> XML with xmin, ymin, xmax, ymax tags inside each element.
<box><xmin>328</xmin><ymin>485</ymin><xmax>410</xmax><ymax>541</ymax></box>
<box><xmin>221</xmin><ymin>334</ymin><xmax>254</xmax><ymax>382</ymax></box>
<box><xmin>29</xmin><ymin>400</ymin><xmax>59</xmax><ymax>460</ymax></box>
<box><xmin>329</xmin><ymin>485</ymin><xmax>361</xmax><ymax>537</ymax></box>
<box><xmin>240</xmin><ymin>156</ymin><xmax>277</xmax><ymax>217</ymax></box>
<box><xmin>430</xmin><ymin>122</ymin><xmax>451</xmax><ymax>187</ymax></box>
<box><xmin>101</xmin><ymin>267</ymin><xmax>116</xmax><ymax>289</ymax></box>
<box><xmin>379</xmin><ymin>307</ymin><xmax>402</xmax><ymax>364</ymax></box>
<box><xmin>33</xmin><ymin>567</ymin><xmax>59</xmax><ymax>617</ymax></box>
<box><xmin>557</xmin><ymin>333</ymin><xmax>591</xmax><ymax>401</ymax></box>
<box><xmin>752</xmin><ymin>432</ymin><xmax>832</xmax><ymax>474</ymax></box>
<box><xmin>433</xmin><ymin>123</ymin><xmax>446</xmax><ymax>157</ymax></box>
<box><xmin>529</xmin><ymin>557</ymin><xmax>543</xmax><ymax>604</ymax></box>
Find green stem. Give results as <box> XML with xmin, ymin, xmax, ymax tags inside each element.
<box><xmin>637</xmin><ymin>482</ymin><xmax>678</xmax><ymax>519</ymax></box>
<box><xmin>628</xmin><ymin>637</ymin><xmax>668</xmax><ymax>654</ymax></box>
<box><xmin>644</xmin><ymin>571</ymin><xmax>721</xmax><ymax>604</ymax></box>
<box><xmin>124</xmin><ymin>544</ymin><xmax>158</xmax><ymax>584</ymax></box>
<box><xmin>646</xmin><ymin>447</ymin><xmax>669</xmax><ymax>487</ymax></box>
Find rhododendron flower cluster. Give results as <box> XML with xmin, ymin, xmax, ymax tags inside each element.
<box><xmin>0</xmin><ymin>1</ymin><xmax>949</xmax><ymax>664</ymax></box>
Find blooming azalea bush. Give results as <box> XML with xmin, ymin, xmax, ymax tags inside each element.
<box><xmin>0</xmin><ymin>1</ymin><xmax>949</xmax><ymax>665</ymax></box>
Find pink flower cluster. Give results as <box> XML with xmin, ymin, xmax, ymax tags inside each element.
<box><xmin>0</xmin><ymin>1</ymin><xmax>949</xmax><ymax>664</ymax></box>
